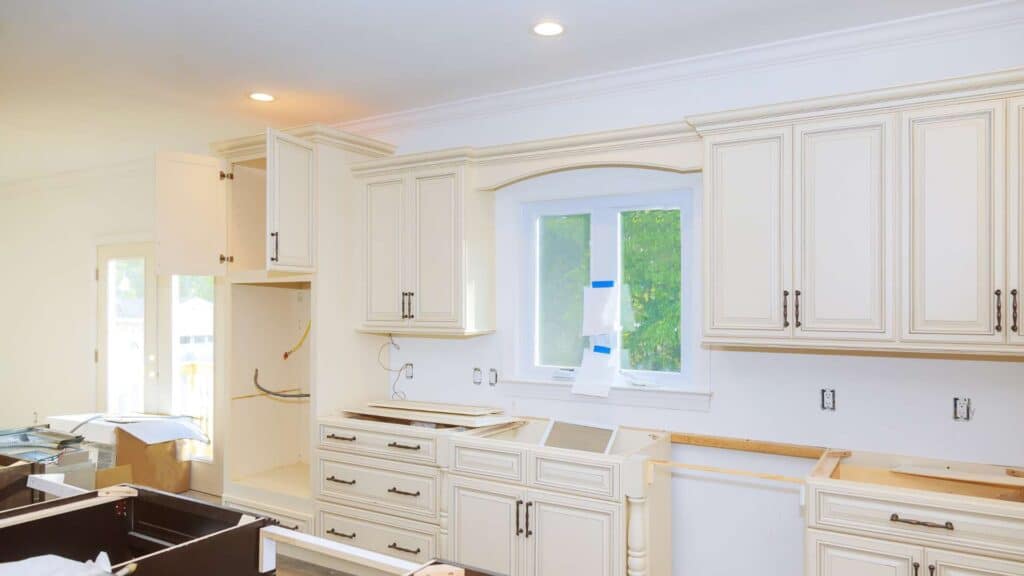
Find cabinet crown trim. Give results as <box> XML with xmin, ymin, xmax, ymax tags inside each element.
<box><xmin>688</xmin><ymin>66</ymin><xmax>1024</xmax><ymax>132</ymax></box>
<box><xmin>211</xmin><ymin>123</ymin><xmax>395</xmax><ymax>160</ymax></box>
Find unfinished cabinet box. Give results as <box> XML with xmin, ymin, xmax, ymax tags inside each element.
<box><xmin>155</xmin><ymin>125</ymin><xmax>393</xmax><ymax>278</ymax></box>
<box><xmin>353</xmin><ymin>156</ymin><xmax>495</xmax><ymax>336</ymax></box>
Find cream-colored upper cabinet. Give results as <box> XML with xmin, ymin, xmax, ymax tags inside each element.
<box><xmin>807</xmin><ymin>530</ymin><xmax>923</xmax><ymax>576</ymax></box>
<box><xmin>793</xmin><ymin>114</ymin><xmax>896</xmax><ymax>341</ymax></box>
<box><xmin>155</xmin><ymin>152</ymin><xmax>229</xmax><ymax>276</ymax></box>
<box><xmin>155</xmin><ymin>128</ymin><xmax>319</xmax><ymax>277</ymax></box>
<box><xmin>1010</xmin><ymin>97</ymin><xmax>1024</xmax><ymax>345</ymax></box>
<box><xmin>523</xmin><ymin>491</ymin><xmax>621</xmax><ymax>576</ymax></box>
<box><xmin>926</xmin><ymin>549</ymin><xmax>1024</xmax><ymax>576</ymax></box>
<box><xmin>358</xmin><ymin>160</ymin><xmax>494</xmax><ymax>336</ymax></box>
<box><xmin>265</xmin><ymin>128</ymin><xmax>316</xmax><ymax>272</ymax></box>
<box><xmin>407</xmin><ymin>169</ymin><xmax>461</xmax><ymax>326</ymax></box>
<box><xmin>901</xmin><ymin>99</ymin><xmax>1006</xmax><ymax>344</ymax></box>
<box><xmin>704</xmin><ymin>126</ymin><xmax>793</xmax><ymax>337</ymax></box>
<box><xmin>364</xmin><ymin>177</ymin><xmax>406</xmax><ymax>325</ymax></box>
<box><xmin>449</xmin><ymin>476</ymin><xmax>525</xmax><ymax>576</ymax></box>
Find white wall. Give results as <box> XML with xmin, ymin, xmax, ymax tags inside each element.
<box><xmin>343</xmin><ymin>7</ymin><xmax>1024</xmax><ymax>575</ymax></box>
<box><xmin>0</xmin><ymin>159</ymin><xmax>154</xmax><ymax>427</ymax></box>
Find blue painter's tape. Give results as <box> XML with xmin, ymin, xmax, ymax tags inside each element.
<box><xmin>593</xmin><ymin>345</ymin><xmax>612</xmax><ymax>354</ymax></box>
<box><xmin>591</xmin><ymin>280</ymin><xmax>614</xmax><ymax>288</ymax></box>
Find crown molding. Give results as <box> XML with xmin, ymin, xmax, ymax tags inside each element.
<box><xmin>350</xmin><ymin>122</ymin><xmax>696</xmax><ymax>175</ymax></box>
<box><xmin>687</xmin><ymin>66</ymin><xmax>1024</xmax><ymax>132</ymax></box>
<box><xmin>211</xmin><ymin>124</ymin><xmax>394</xmax><ymax>160</ymax></box>
<box><xmin>336</xmin><ymin>0</ymin><xmax>1024</xmax><ymax>137</ymax></box>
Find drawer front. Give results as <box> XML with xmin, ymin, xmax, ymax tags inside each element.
<box><xmin>451</xmin><ymin>443</ymin><xmax>525</xmax><ymax>482</ymax></box>
<box><xmin>318</xmin><ymin>455</ymin><xmax>438</xmax><ymax>521</ymax></box>
<box><xmin>531</xmin><ymin>454</ymin><xmax>619</xmax><ymax>500</ymax></box>
<box><xmin>320</xmin><ymin>509</ymin><xmax>436</xmax><ymax>563</ymax></box>
<box><xmin>319</xmin><ymin>423</ymin><xmax>436</xmax><ymax>465</ymax></box>
<box><xmin>813</xmin><ymin>488</ymin><xmax>1024</xmax><ymax>558</ymax></box>
<box><xmin>222</xmin><ymin>498</ymin><xmax>311</xmax><ymax>534</ymax></box>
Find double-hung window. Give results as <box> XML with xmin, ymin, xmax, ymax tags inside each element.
<box><xmin>521</xmin><ymin>189</ymin><xmax>696</xmax><ymax>389</ymax></box>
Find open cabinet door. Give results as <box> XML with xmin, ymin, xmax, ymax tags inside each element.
<box><xmin>266</xmin><ymin>128</ymin><xmax>316</xmax><ymax>272</ymax></box>
<box><xmin>155</xmin><ymin>152</ymin><xmax>228</xmax><ymax>276</ymax></box>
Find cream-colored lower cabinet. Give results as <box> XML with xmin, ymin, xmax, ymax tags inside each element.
<box><xmin>927</xmin><ymin>549</ymin><xmax>1024</xmax><ymax>576</ymax></box>
<box><xmin>449</xmin><ymin>475</ymin><xmax>623</xmax><ymax>576</ymax></box>
<box><xmin>808</xmin><ymin>530</ymin><xmax>923</xmax><ymax>576</ymax></box>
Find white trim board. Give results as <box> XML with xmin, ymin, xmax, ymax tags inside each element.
<box><xmin>335</xmin><ymin>0</ymin><xmax>1024</xmax><ymax>137</ymax></box>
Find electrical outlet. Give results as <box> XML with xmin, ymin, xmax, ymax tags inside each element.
<box><xmin>488</xmin><ymin>368</ymin><xmax>499</xmax><ymax>387</ymax></box>
<box><xmin>954</xmin><ymin>397</ymin><xmax>971</xmax><ymax>421</ymax></box>
<box><xmin>472</xmin><ymin>367</ymin><xmax>483</xmax><ymax>385</ymax></box>
<box><xmin>404</xmin><ymin>363</ymin><xmax>414</xmax><ymax>379</ymax></box>
<box><xmin>821</xmin><ymin>389</ymin><xmax>836</xmax><ymax>411</ymax></box>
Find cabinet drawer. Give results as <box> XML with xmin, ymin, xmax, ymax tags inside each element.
<box><xmin>451</xmin><ymin>442</ymin><xmax>525</xmax><ymax>482</ymax></box>
<box><xmin>812</xmin><ymin>488</ymin><xmax>1024</xmax><ymax>558</ymax></box>
<box><xmin>531</xmin><ymin>454</ymin><xmax>619</xmax><ymax>500</ymax></box>
<box><xmin>319</xmin><ymin>507</ymin><xmax>437</xmax><ymax>563</ymax></box>
<box><xmin>222</xmin><ymin>497</ymin><xmax>311</xmax><ymax>534</ymax></box>
<box><xmin>319</xmin><ymin>423</ymin><xmax>436</xmax><ymax>465</ymax></box>
<box><xmin>318</xmin><ymin>453</ymin><xmax>438</xmax><ymax>522</ymax></box>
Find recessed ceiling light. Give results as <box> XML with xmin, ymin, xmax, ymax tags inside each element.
<box><xmin>249</xmin><ymin>92</ymin><xmax>275</xmax><ymax>102</ymax></box>
<box><xmin>533</xmin><ymin>21</ymin><xmax>564</xmax><ymax>36</ymax></box>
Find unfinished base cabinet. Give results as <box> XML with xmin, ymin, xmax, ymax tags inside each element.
<box><xmin>806</xmin><ymin>451</ymin><xmax>1024</xmax><ymax>576</ymax></box>
<box><xmin>448</xmin><ymin>476</ymin><xmax>620</xmax><ymax>576</ymax></box>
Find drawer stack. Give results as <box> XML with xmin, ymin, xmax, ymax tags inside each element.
<box><xmin>313</xmin><ymin>418</ymin><xmax>446</xmax><ymax>565</ymax></box>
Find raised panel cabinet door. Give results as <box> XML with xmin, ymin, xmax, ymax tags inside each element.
<box><xmin>1009</xmin><ymin>97</ymin><xmax>1024</xmax><ymax>345</ymax></box>
<box><xmin>364</xmin><ymin>177</ymin><xmax>406</xmax><ymax>325</ymax></box>
<box><xmin>902</xmin><ymin>100</ymin><xmax>1006</xmax><ymax>344</ymax></box>
<box><xmin>793</xmin><ymin>114</ymin><xmax>896</xmax><ymax>340</ymax></box>
<box><xmin>154</xmin><ymin>152</ymin><xmax>227</xmax><ymax>276</ymax></box>
<box><xmin>524</xmin><ymin>491</ymin><xmax>621</xmax><ymax>576</ymax></box>
<box><xmin>407</xmin><ymin>168</ymin><xmax>461</xmax><ymax>326</ymax></box>
<box><xmin>926</xmin><ymin>548</ymin><xmax>1024</xmax><ymax>576</ymax></box>
<box><xmin>449</xmin><ymin>476</ymin><xmax>525</xmax><ymax>576</ymax></box>
<box><xmin>704</xmin><ymin>126</ymin><xmax>793</xmax><ymax>337</ymax></box>
<box><xmin>266</xmin><ymin>128</ymin><xmax>316</xmax><ymax>271</ymax></box>
<box><xmin>807</xmin><ymin>530</ymin><xmax>924</xmax><ymax>576</ymax></box>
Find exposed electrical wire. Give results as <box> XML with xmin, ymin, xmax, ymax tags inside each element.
<box><xmin>283</xmin><ymin>321</ymin><xmax>311</xmax><ymax>360</ymax></box>
<box><xmin>378</xmin><ymin>334</ymin><xmax>407</xmax><ymax>400</ymax></box>
<box><xmin>253</xmin><ymin>368</ymin><xmax>310</xmax><ymax>399</ymax></box>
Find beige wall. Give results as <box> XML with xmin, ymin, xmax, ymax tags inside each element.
<box><xmin>0</xmin><ymin>159</ymin><xmax>154</xmax><ymax>426</ymax></box>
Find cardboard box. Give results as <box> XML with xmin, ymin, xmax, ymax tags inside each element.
<box><xmin>0</xmin><ymin>455</ymin><xmax>39</xmax><ymax>510</ymax></box>
<box><xmin>114</xmin><ymin>428</ymin><xmax>190</xmax><ymax>493</ymax></box>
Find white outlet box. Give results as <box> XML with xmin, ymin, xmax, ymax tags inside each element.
<box><xmin>821</xmin><ymin>389</ymin><xmax>836</xmax><ymax>411</ymax></box>
<box><xmin>954</xmin><ymin>397</ymin><xmax>971</xmax><ymax>421</ymax></box>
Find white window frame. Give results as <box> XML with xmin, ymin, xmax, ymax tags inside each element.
<box><xmin>518</xmin><ymin>189</ymin><xmax>701</xmax><ymax>391</ymax></box>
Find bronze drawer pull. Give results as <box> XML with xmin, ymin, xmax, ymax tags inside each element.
<box><xmin>327</xmin><ymin>528</ymin><xmax>356</xmax><ymax>539</ymax></box>
<box><xmin>387</xmin><ymin>441</ymin><xmax>421</xmax><ymax>451</ymax></box>
<box><xmin>326</xmin><ymin>433</ymin><xmax>356</xmax><ymax>442</ymax></box>
<box><xmin>525</xmin><ymin>501</ymin><xmax>533</xmax><ymax>538</ymax></box>
<box><xmin>388</xmin><ymin>487</ymin><xmax>421</xmax><ymax>497</ymax></box>
<box><xmin>388</xmin><ymin>542</ymin><xmax>421</xmax><ymax>555</ymax></box>
<box><xmin>890</xmin><ymin>513</ymin><xmax>953</xmax><ymax>531</ymax></box>
<box><xmin>929</xmin><ymin>565</ymin><xmax>935</xmax><ymax>576</ymax></box>
<box><xmin>327</xmin><ymin>475</ymin><xmax>356</xmax><ymax>485</ymax></box>
<box><xmin>996</xmin><ymin>289</ymin><xmax>1003</xmax><ymax>332</ymax></box>
<box><xmin>794</xmin><ymin>290</ymin><xmax>802</xmax><ymax>328</ymax></box>
<box><xmin>913</xmin><ymin>562</ymin><xmax>920</xmax><ymax>576</ymax></box>
<box><xmin>516</xmin><ymin>500</ymin><xmax>523</xmax><ymax>535</ymax></box>
<box><xmin>783</xmin><ymin>290</ymin><xmax>790</xmax><ymax>328</ymax></box>
<box><xmin>1012</xmin><ymin>289</ymin><xmax>1019</xmax><ymax>333</ymax></box>
<box><xmin>278</xmin><ymin>522</ymin><xmax>300</xmax><ymax>531</ymax></box>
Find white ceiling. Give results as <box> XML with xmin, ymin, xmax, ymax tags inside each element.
<box><xmin>0</xmin><ymin>0</ymin><xmax>986</xmax><ymax>184</ymax></box>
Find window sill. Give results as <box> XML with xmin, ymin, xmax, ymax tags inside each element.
<box><xmin>500</xmin><ymin>377</ymin><xmax>712</xmax><ymax>412</ymax></box>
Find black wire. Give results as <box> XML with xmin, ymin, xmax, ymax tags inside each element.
<box><xmin>253</xmin><ymin>368</ymin><xmax>310</xmax><ymax>399</ymax></box>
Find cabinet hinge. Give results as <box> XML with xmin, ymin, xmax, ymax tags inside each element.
<box><xmin>219</xmin><ymin>171</ymin><xmax>234</xmax><ymax>181</ymax></box>
<box><xmin>94</xmin><ymin>349</ymin><xmax>99</xmax><ymax>363</ymax></box>
<box><xmin>95</xmin><ymin>268</ymin><xmax>99</xmax><ymax>281</ymax></box>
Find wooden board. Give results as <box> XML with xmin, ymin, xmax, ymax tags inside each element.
<box><xmin>671</xmin><ymin>432</ymin><xmax>826</xmax><ymax>460</ymax></box>
<box><xmin>892</xmin><ymin>464</ymin><xmax>1024</xmax><ymax>489</ymax></box>
<box><xmin>365</xmin><ymin>401</ymin><xmax>503</xmax><ymax>416</ymax></box>
<box><xmin>345</xmin><ymin>406</ymin><xmax>519</xmax><ymax>429</ymax></box>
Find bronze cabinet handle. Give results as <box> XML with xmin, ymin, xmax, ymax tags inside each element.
<box><xmin>996</xmin><ymin>289</ymin><xmax>1003</xmax><ymax>332</ymax></box>
<box><xmin>387</xmin><ymin>441</ymin><xmax>422</xmax><ymax>451</ymax></box>
<box><xmin>929</xmin><ymin>565</ymin><xmax>935</xmax><ymax>576</ymax></box>
<box><xmin>408</xmin><ymin>292</ymin><xmax>415</xmax><ymax>319</ymax></box>
<box><xmin>401</xmin><ymin>292</ymin><xmax>409</xmax><ymax>319</ymax></box>
<box><xmin>516</xmin><ymin>500</ymin><xmax>524</xmax><ymax>535</ymax></box>
<box><xmin>783</xmin><ymin>290</ymin><xmax>790</xmax><ymax>328</ymax></box>
<box><xmin>890</xmin><ymin>513</ymin><xmax>954</xmax><ymax>531</ymax></box>
<box><xmin>388</xmin><ymin>543</ymin><xmax>421</xmax><ymax>555</ymax></box>
<box><xmin>1012</xmin><ymin>289</ymin><xmax>1019</xmax><ymax>333</ymax></box>
<box><xmin>270</xmin><ymin>232</ymin><xmax>280</xmax><ymax>262</ymax></box>
<box><xmin>279</xmin><ymin>522</ymin><xmax>300</xmax><ymax>531</ymax></box>
<box><xmin>794</xmin><ymin>290</ymin><xmax>802</xmax><ymax>328</ymax></box>
<box><xmin>326</xmin><ymin>433</ymin><xmax>356</xmax><ymax>442</ymax></box>
<box><xmin>525</xmin><ymin>502</ymin><xmax>533</xmax><ymax>538</ymax></box>
<box><xmin>326</xmin><ymin>475</ymin><xmax>356</xmax><ymax>485</ymax></box>
<box><xmin>913</xmin><ymin>562</ymin><xmax>920</xmax><ymax>576</ymax></box>
<box><xmin>388</xmin><ymin>486</ymin><xmax>421</xmax><ymax>497</ymax></box>
<box><xmin>327</xmin><ymin>528</ymin><xmax>356</xmax><ymax>539</ymax></box>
